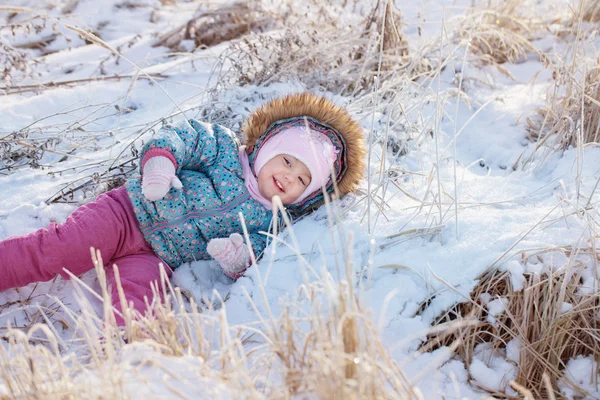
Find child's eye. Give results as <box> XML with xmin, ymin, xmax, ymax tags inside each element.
<box><xmin>284</xmin><ymin>157</ymin><xmax>291</xmax><ymax>167</ymax></box>
<box><xmin>299</xmin><ymin>177</ymin><xmax>306</xmax><ymax>186</ymax></box>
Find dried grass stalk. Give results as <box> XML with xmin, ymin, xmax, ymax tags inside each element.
<box><xmin>0</xmin><ymin>5</ymin><xmax>34</xmax><ymax>13</ymax></box>
<box><xmin>421</xmin><ymin>249</ymin><xmax>600</xmax><ymax>399</ymax></box>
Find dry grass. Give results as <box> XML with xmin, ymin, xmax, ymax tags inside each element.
<box><xmin>0</xmin><ymin>248</ymin><xmax>424</xmax><ymax>399</ymax></box>
<box><xmin>0</xmin><ymin>11</ymin><xmax>48</xmax><ymax>85</ymax></box>
<box><xmin>359</xmin><ymin>0</ymin><xmax>410</xmax><ymax>70</ymax></box>
<box><xmin>525</xmin><ymin>63</ymin><xmax>600</xmax><ymax>152</ymax></box>
<box><xmin>154</xmin><ymin>2</ymin><xmax>275</xmax><ymax>50</ymax></box>
<box><xmin>581</xmin><ymin>0</ymin><xmax>600</xmax><ymax>23</ymax></box>
<box><xmin>204</xmin><ymin>0</ymin><xmax>428</xmax><ymax>96</ymax></box>
<box><xmin>268</xmin><ymin>274</ymin><xmax>418</xmax><ymax>398</ymax></box>
<box><xmin>428</xmin><ymin>6</ymin><xmax>541</xmax><ymax>84</ymax></box>
<box><xmin>421</xmin><ymin>248</ymin><xmax>600</xmax><ymax>399</ymax></box>
<box><xmin>455</xmin><ymin>10</ymin><xmax>536</xmax><ymax>66</ymax></box>
<box><xmin>3</xmin><ymin>1</ymin><xmax>600</xmax><ymax>399</ymax></box>
<box><xmin>520</xmin><ymin>0</ymin><xmax>600</xmax><ymax>166</ymax></box>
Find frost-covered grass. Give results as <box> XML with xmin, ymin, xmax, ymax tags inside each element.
<box><xmin>2</xmin><ymin>0</ymin><xmax>600</xmax><ymax>398</ymax></box>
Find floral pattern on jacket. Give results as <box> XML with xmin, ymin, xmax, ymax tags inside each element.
<box><xmin>125</xmin><ymin>119</ymin><xmax>273</xmax><ymax>268</ymax></box>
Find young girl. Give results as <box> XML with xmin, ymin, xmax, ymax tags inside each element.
<box><xmin>0</xmin><ymin>93</ymin><xmax>365</xmax><ymax>325</ymax></box>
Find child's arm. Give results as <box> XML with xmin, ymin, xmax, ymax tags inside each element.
<box><xmin>140</xmin><ymin>119</ymin><xmax>240</xmax><ymax>175</ymax></box>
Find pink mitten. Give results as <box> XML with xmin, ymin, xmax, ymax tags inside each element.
<box><xmin>207</xmin><ymin>233</ymin><xmax>250</xmax><ymax>279</ymax></box>
<box><xmin>142</xmin><ymin>156</ymin><xmax>183</xmax><ymax>201</ymax></box>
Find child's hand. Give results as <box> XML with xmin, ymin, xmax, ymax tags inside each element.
<box><xmin>142</xmin><ymin>156</ymin><xmax>183</xmax><ymax>201</ymax></box>
<box><xmin>207</xmin><ymin>233</ymin><xmax>250</xmax><ymax>279</ymax></box>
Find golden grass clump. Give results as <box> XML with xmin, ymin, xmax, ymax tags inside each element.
<box><xmin>421</xmin><ymin>248</ymin><xmax>600</xmax><ymax>399</ymax></box>
<box><xmin>268</xmin><ymin>277</ymin><xmax>420</xmax><ymax>399</ymax></box>
<box><xmin>526</xmin><ymin>64</ymin><xmax>600</xmax><ymax>151</ymax></box>
<box><xmin>0</xmin><ymin>328</ymin><xmax>88</xmax><ymax>399</ymax></box>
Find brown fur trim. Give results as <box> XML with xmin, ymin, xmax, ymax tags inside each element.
<box><xmin>242</xmin><ymin>93</ymin><xmax>366</xmax><ymax>197</ymax></box>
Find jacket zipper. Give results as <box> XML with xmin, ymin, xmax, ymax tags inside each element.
<box><xmin>141</xmin><ymin>191</ymin><xmax>251</xmax><ymax>236</ymax></box>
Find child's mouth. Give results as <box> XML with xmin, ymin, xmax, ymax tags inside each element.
<box><xmin>273</xmin><ymin>177</ymin><xmax>284</xmax><ymax>192</ymax></box>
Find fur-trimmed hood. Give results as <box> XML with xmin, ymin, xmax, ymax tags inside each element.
<box><xmin>242</xmin><ymin>93</ymin><xmax>366</xmax><ymax>213</ymax></box>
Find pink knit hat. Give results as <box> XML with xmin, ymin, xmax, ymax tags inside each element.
<box><xmin>253</xmin><ymin>126</ymin><xmax>339</xmax><ymax>204</ymax></box>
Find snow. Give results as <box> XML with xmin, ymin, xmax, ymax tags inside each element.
<box><xmin>560</xmin><ymin>301</ymin><xmax>573</xmax><ymax>314</ymax></box>
<box><xmin>500</xmin><ymin>260</ymin><xmax>526</xmax><ymax>291</ymax></box>
<box><xmin>505</xmin><ymin>339</ymin><xmax>521</xmax><ymax>364</ymax></box>
<box><xmin>2</xmin><ymin>0</ymin><xmax>600</xmax><ymax>398</ymax></box>
<box><xmin>559</xmin><ymin>355</ymin><xmax>600</xmax><ymax>399</ymax></box>
<box><xmin>469</xmin><ymin>343</ymin><xmax>517</xmax><ymax>394</ymax></box>
<box><xmin>485</xmin><ymin>297</ymin><xmax>508</xmax><ymax>324</ymax></box>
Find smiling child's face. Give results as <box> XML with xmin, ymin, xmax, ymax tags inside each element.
<box><xmin>257</xmin><ymin>154</ymin><xmax>312</xmax><ymax>205</ymax></box>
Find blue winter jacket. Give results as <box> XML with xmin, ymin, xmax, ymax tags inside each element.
<box><xmin>125</xmin><ymin>119</ymin><xmax>273</xmax><ymax>268</ymax></box>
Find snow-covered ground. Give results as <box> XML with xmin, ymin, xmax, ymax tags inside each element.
<box><xmin>2</xmin><ymin>0</ymin><xmax>600</xmax><ymax>398</ymax></box>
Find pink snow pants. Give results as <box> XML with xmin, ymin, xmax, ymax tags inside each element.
<box><xmin>0</xmin><ymin>186</ymin><xmax>172</xmax><ymax>325</ymax></box>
